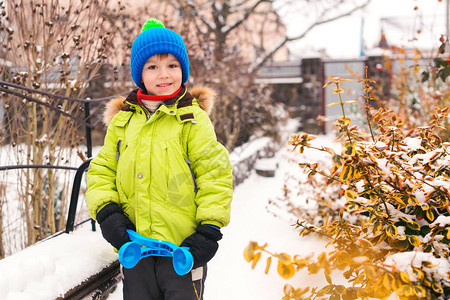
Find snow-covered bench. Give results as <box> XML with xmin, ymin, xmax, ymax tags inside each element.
<box><xmin>0</xmin><ymin>223</ymin><xmax>119</xmax><ymax>299</ymax></box>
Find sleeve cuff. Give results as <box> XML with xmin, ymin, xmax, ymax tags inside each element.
<box><xmin>201</xmin><ymin>220</ymin><xmax>222</xmax><ymax>228</ymax></box>
<box><xmin>203</xmin><ymin>224</ymin><xmax>220</xmax><ymax>230</ymax></box>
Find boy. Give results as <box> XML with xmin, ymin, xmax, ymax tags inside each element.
<box><xmin>86</xmin><ymin>18</ymin><xmax>233</xmax><ymax>300</ymax></box>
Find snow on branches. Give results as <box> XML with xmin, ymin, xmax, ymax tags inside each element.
<box><xmin>246</xmin><ymin>69</ymin><xmax>450</xmax><ymax>299</ymax></box>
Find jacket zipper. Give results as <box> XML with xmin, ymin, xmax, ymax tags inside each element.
<box><xmin>141</xmin><ymin>105</ymin><xmax>151</xmax><ymax>120</ymax></box>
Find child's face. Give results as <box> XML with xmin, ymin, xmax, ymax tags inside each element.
<box><xmin>142</xmin><ymin>53</ymin><xmax>182</xmax><ymax>96</ymax></box>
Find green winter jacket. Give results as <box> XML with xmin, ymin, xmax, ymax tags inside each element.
<box><xmin>86</xmin><ymin>86</ymin><xmax>233</xmax><ymax>246</ymax></box>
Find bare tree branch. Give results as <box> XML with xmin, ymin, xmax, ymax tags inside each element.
<box><xmin>185</xmin><ymin>0</ymin><xmax>217</xmax><ymax>30</ymax></box>
<box><xmin>248</xmin><ymin>0</ymin><xmax>371</xmax><ymax>73</ymax></box>
<box><xmin>222</xmin><ymin>0</ymin><xmax>272</xmax><ymax>35</ymax></box>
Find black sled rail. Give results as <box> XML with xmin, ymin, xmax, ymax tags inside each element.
<box><xmin>60</xmin><ymin>158</ymin><xmax>122</xmax><ymax>299</ymax></box>
<box><xmin>65</xmin><ymin>158</ymin><xmax>94</xmax><ymax>233</ymax></box>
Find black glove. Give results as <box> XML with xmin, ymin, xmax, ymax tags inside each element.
<box><xmin>180</xmin><ymin>224</ymin><xmax>223</xmax><ymax>268</ymax></box>
<box><xmin>96</xmin><ymin>203</ymin><xmax>136</xmax><ymax>250</ymax></box>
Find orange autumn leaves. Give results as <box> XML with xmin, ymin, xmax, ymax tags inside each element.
<box><xmin>244</xmin><ymin>242</ymin><xmax>296</xmax><ymax>279</ymax></box>
<box><xmin>245</xmin><ymin>72</ymin><xmax>450</xmax><ymax>299</ymax></box>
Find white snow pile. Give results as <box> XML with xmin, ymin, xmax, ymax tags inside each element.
<box><xmin>384</xmin><ymin>251</ymin><xmax>450</xmax><ymax>284</ymax></box>
<box><xmin>0</xmin><ymin>225</ymin><xmax>116</xmax><ymax>300</ymax></box>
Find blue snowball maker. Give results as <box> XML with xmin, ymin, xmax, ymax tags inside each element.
<box><xmin>173</xmin><ymin>247</ymin><xmax>194</xmax><ymax>276</ymax></box>
<box><xmin>118</xmin><ymin>230</ymin><xmax>194</xmax><ymax>276</ymax></box>
<box><xmin>118</xmin><ymin>241</ymin><xmax>141</xmax><ymax>269</ymax></box>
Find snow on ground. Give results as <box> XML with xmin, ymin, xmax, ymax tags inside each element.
<box><xmin>204</xmin><ymin>144</ymin><xmax>331</xmax><ymax>299</ymax></box>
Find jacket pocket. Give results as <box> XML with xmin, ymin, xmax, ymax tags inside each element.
<box><xmin>116</xmin><ymin>140</ymin><xmax>131</xmax><ymax>199</ymax></box>
<box><xmin>165</xmin><ymin>141</ymin><xmax>196</xmax><ymax>213</ymax></box>
<box><xmin>184</xmin><ymin>158</ymin><xmax>198</xmax><ymax>193</ymax></box>
<box><xmin>116</xmin><ymin>139</ymin><xmax>128</xmax><ymax>161</ymax></box>
<box><xmin>164</xmin><ymin>143</ymin><xmax>169</xmax><ymax>185</ymax></box>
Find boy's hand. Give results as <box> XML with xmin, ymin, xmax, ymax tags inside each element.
<box><xmin>180</xmin><ymin>224</ymin><xmax>223</xmax><ymax>268</ymax></box>
<box><xmin>96</xmin><ymin>203</ymin><xmax>136</xmax><ymax>250</ymax></box>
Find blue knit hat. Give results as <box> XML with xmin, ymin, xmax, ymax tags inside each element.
<box><xmin>130</xmin><ymin>19</ymin><xmax>189</xmax><ymax>89</ymax></box>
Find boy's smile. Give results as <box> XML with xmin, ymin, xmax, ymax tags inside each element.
<box><xmin>142</xmin><ymin>53</ymin><xmax>182</xmax><ymax>96</ymax></box>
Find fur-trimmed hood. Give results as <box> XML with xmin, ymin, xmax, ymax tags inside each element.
<box><xmin>103</xmin><ymin>86</ymin><xmax>215</xmax><ymax>126</ymax></box>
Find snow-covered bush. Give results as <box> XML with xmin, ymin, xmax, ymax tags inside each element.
<box><xmin>382</xmin><ymin>37</ymin><xmax>450</xmax><ymax>142</ymax></box>
<box><xmin>245</xmin><ymin>72</ymin><xmax>450</xmax><ymax>299</ymax></box>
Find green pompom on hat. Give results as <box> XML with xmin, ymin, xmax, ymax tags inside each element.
<box><xmin>141</xmin><ymin>18</ymin><xmax>165</xmax><ymax>32</ymax></box>
<box><xmin>130</xmin><ymin>18</ymin><xmax>189</xmax><ymax>89</ymax></box>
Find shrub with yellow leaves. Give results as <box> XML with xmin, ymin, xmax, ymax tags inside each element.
<box><xmin>245</xmin><ymin>68</ymin><xmax>450</xmax><ymax>299</ymax></box>
<box><xmin>382</xmin><ymin>36</ymin><xmax>450</xmax><ymax>142</ymax></box>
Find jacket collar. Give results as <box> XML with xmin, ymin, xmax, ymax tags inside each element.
<box><xmin>121</xmin><ymin>86</ymin><xmax>195</xmax><ymax>123</ymax></box>
<box><xmin>104</xmin><ymin>85</ymin><xmax>216</xmax><ymax>126</ymax></box>
<box><xmin>123</xmin><ymin>86</ymin><xmax>193</xmax><ymax>110</ymax></box>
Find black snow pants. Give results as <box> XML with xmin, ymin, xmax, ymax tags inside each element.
<box><xmin>122</xmin><ymin>256</ymin><xmax>207</xmax><ymax>300</ymax></box>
